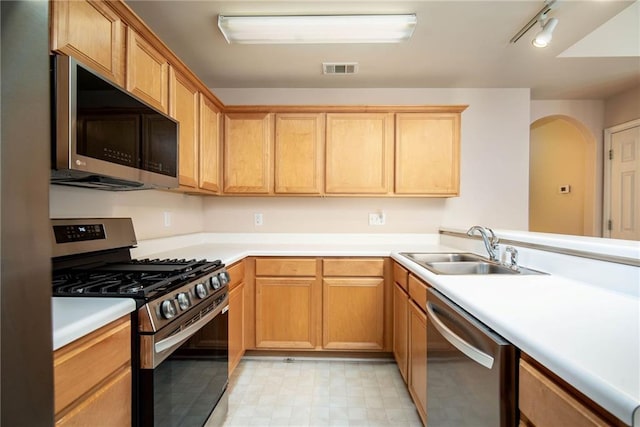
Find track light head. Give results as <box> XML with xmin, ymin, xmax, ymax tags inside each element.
<box><xmin>532</xmin><ymin>17</ymin><xmax>558</xmax><ymax>48</ymax></box>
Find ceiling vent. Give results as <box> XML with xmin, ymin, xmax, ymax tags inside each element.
<box><xmin>322</xmin><ymin>62</ymin><xmax>359</xmax><ymax>75</ymax></box>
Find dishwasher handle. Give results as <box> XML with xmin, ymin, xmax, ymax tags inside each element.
<box><xmin>426</xmin><ymin>301</ymin><xmax>495</xmax><ymax>369</ymax></box>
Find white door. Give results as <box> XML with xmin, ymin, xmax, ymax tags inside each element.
<box><xmin>606</xmin><ymin>123</ymin><xmax>640</xmax><ymax>240</ymax></box>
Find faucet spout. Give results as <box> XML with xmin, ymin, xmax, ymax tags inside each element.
<box><xmin>466</xmin><ymin>226</ymin><xmax>500</xmax><ymax>261</ymax></box>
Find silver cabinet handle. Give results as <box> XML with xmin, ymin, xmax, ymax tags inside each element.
<box><xmin>154</xmin><ymin>297</ymin><xmax>229</xmax><ymax>354</ymax></box>
<box><xmin>426</xmin><ymin>301</ymin><xmax>494</xmax><ymax>369</ymax></box>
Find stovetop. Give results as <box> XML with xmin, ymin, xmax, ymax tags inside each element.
<box><xmin>53</xmin><ymin>258</ymin><xmax>223</xmax><ymax>300</ymax></box>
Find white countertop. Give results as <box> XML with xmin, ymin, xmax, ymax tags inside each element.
<box><xmin>52</xmin><ymin>298</ymin><xmax>136</xmax><ymax>351</ymax></box>
<box><xmin>55</xmin><ymin>232</ymin><xmax>640</xmax><ymax>426</ymax></box>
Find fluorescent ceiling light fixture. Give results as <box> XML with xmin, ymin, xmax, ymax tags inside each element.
<box><xmin>532</xmin><ymin>17</ymin><xmax>559</xmax><ymax>48</ymax></box>
<box><xmin>217</xmin><ymin>14</ymin><xmax>417</xmax><ymax>44</ymax></box>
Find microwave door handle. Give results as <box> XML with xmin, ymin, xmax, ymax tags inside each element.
<box><xmin>154</xmin><ymin>297</ymin><xmax>229</xmax><ymax>354</ymax></box>
<box><xmin>426</xmin><ymin>301</ymin><xmax>494</xmax><ymax>369</ymax></box>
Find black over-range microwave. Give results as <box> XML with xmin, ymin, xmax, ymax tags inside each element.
<box><xmin>51</xmin><ymin>55</ymin><xmax>179</xmax><ymax>190</ymax></box>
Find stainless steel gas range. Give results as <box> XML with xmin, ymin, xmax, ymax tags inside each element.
<box><xmin>51</xmin><ymin>218</ymin><xmax>229</xmax><ymax>427</ymax></box>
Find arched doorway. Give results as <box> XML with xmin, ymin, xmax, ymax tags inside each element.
<box><xmin>529</xmin><ymin>115</ymin><xmax>597</xmax><ymax>236</ymax></box>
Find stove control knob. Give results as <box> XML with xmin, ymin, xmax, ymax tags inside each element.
<box><xmin>210</xmin><ymin>275</ymin><xmax>221</xmax><ymax>290</ymax></box>
<box><xmin>177</xmin><ymin>292</ymin><xmax>190</xmax><ymax>310</ymax></box>
<box><xmin>218</xmin><ymin>271</ymin><xmax>230</xmax><ymax>286</ymax></box>
<box><xmin>195</xmin><ymin>283</ymin><xmax>208</xmax><ymax>299</ymax></box>
<box><xmin>161</xmin><ymin>300</ymin><xmax>177</xmax><ymax>319</ymax></box>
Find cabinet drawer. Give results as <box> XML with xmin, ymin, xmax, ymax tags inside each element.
<box><xmin>56</xmin><ymin>367</ymin><xmax>131</xmax><ymax>426</ymax></box>
<box><xmin>519</xmin><ymin>360</ymin><xmax>611</xmax><ymax>427</ymax></box>
<box><xmin>256</xmin><ymin>258</ymin><xmax>316</xmax><ymax>276</ymax></box>
<box><xmin>227</xmin><ymin>261</ymin><xmax>245</xmax><ymax>290</ymax></box>
<box><xmin>408</xmin><ymin>275</ymin><xmax>427</xmax><ymax>310</ymax></box>
<box><xmin>323</xmin><ymin>258</ymin><xmax>384</xmax><ymax>277</ymax></box>
<box><xmin>54</xmin><ymin>316</ymin><xmax>131</xmax><ymax>414</ymax></box>
<box><xmin>393</xmin><ymin>262</ymin><xmax>408</xmax><ymax>290</ymax></box>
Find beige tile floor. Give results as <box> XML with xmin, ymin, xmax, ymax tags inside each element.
<box><xmin>216</xmin><ymin>358</ymin><xmax>423</xmax><ymax>427</ymax></box>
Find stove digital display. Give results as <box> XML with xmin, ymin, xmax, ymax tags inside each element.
<box><xmin>53</xmin><ymin>224</ymin><xmax>106</xmax><ymax>243</ymax></box>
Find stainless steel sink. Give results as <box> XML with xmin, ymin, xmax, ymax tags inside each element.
<box><xmin>400</xmin><ymin>252</ymin><xmax>545</xmax><ymax>275</ymax></box>
<box><xmin>426</xmin><ymin>261</ymin><xmax>517</xmax><ymax>275</ymax></box>
<box><xmin>401</xmin><ymin>252</ymin><xmax>485</xmax><ymax>264</ymax></box>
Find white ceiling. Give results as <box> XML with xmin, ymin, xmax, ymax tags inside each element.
<box><xmin>126</xmin><ymin>0</ymin><xmax>640</xmax><ymax>100</ymax></box>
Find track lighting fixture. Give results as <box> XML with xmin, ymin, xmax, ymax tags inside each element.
<box><xmin>532</xmin><ymin>17</ymin><xmax>558</xmax><ymax>48</ymax></box>
<box><xmin>509</xmin><ymin>0</ymin><xmax>559</xmax><ymax>47</ymax></box>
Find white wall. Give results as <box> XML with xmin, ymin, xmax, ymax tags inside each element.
<box><xmin>49</xmin><ymin>185</ymin><xmax>204</xmax><ymax>240</ymax></box>
<box><xmin>205</xmin><ymin>88</ymin><xmax>531</xmax><ymax>233</ymax></box>
<box><xmin>604</xmin><ymin>85</ymin><xmax>640</xmax><ymax>128</ymax></box>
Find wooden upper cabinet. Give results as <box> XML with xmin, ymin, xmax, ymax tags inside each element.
<box><xmin>325</xmin><ymin>113</ymin><xmax>393</xmax><ymax>194</ymax></box>
<box><xmin>199</xmin><ymin>95</ymin><xmax>222</xmax><ymax>192</ymax></box>
<box><xmin>224</xmin><ymin>113</ymin><xmax>274</xmax><ymax>194</ymax></box>
<box><xmin>169</xmin><ymin>67</ymin><xmax>199</xmax><ymax>188</ymax></box>
<box><xmin>395</xmin><ymin>113</ymin><xmax>461</xmax><ymax>195</ymax></box>
<box><xmin>51</xmin><ymin>0</ymin><xmax>125</xmax><ymax>85</ymax></box>
<box><xmin>126</xmin><ymin>28</ymin><xmax>169</xmax><ymax>113</ymax></box>
<box><xmin>274</xmin><ymin>113</ymin><xmax>325</xmax><ymax>194</ymax></box>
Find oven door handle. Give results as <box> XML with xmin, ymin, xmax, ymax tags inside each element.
<box><xmin>426</xmin><ymin>301</ymin><xmax>494</xmax><ymax>369</ymax></box>
<box><xmin>155</xmin><ymin>297</ymin><xmax>229</xmax><ymax>355</ymax></box>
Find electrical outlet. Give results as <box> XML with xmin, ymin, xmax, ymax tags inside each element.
<box><xmin>369</xmin><ymin>212</ymin><xmax>385</xmax><ymax>226</ymax></box>
<box><xmin>163</xmin><ymin>211</ymin><xmax>172</xmax><ymax>227</ymax></box>
<box><xmin>254</xmin><ymin>213</ymin><xmax>264</xmax><ymax>226</ymax></box>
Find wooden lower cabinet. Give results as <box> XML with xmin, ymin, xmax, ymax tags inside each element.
<box><xmin>409</xmin><ymin>299</ymin><xmax>427</xmax><ymax>426</ymax></box>
<box><xmin>229</xmin><ymin>281</ymin><xmax>245</xmax><ymax>374</ymax></box>
<box><xmin>393</xmin><ymin>281</ymin><xmax>410</xmax><ymax>383</ymax></box>
<box><xmin>228</xmin><ymin>261</ymin><xmax>246</xmax><ymax>374</ymax></box>
<box><xmin>322</xmin><ymin>277</ymin><xmax>385</xmax><ymax>350</ymax></box>
<box><xmin>519</xmin><ymin>359</ymin><xmax>617</xmax><ymax>427</ymax></box>
<box><xmin>255</xmin><ymin>277</ymin><xmax>318</xmax><ymax>349</ymax></box>
<box><xmin>56</xmin><ymin>368</ymin><xmax>132</xmax><ymax>427</ymax></box>
<box><xmin>249</xmin><ymin>257</ymin><xmax>390</xmax><ymax>352</ymax></box>
<box><xmin>54</xmin><ymin>315</ymin><xmax>131</xmax><ymax>426</ymax></box>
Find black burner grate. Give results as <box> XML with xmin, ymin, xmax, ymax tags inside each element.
<box><xmin>52</xmin><ymin>259</ymin><xmax>223</xmax><ymax>299</ymax></box>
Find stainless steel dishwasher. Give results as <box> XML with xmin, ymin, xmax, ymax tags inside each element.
<box><xmin>426</xmin><ymin>288</ymin><xmax>517</xmax><ymax>427</ymax></box>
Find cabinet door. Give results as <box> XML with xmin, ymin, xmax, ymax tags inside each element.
<box><xmin>275</xmin><ymin>113</ymin><xmax>324</xmax><ymax>194</ymax></box>
<box><xmin>229</xmin><ymin>282</ymin><xmax>245</xmax><ymax>375</ymax></box>
<box><xmin>51</xmin><ymin>0</ymin><xmax>125</xmax><ymax>85</ymax></box>
<box><xmin>395</xmin><ymin>113</ymin><xmax>460</xmax><ymax>195</ymax></box>
<box><xmin>409</xmin><ymin>300</ymin><xmax>427</xmax><ymax>425</ymax></box>
<box><xmin>224</xmin><ymin>113</ymin><xmax>274</xmax><ymax>194</ymax></box>
<box><xmin>126</xmin><ymin>28</ymin><xmax>168</xmax><ymax>113</ymax></box>
<box><xmin>199</xmin><ymin>95</ymin><xmax>222</xmax><ymax>192</ymax></box>
<box><xmin>322</xmin><ymin>278</ymin><xmax>384</xmax><ymax>350</ymax></box>
<box><xmin>169</xmin><ymin>68</ymin><xmax>199</xmax><ymax>188</ymax></box>
<box><xmin>393</xmin><ymin>282</ymin><xmax>409</xmax><ymax>383</ymax></box>
<box><xmin>255</xmin><ymin>278</ymin><xmax>317</xmax><ymax>349</ymax></box>
<box><xmin>325</xmin><ymin>113</ymin><xmax>393</xmax><ymax>194</ymax></box>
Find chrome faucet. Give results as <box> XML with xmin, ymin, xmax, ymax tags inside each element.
<box><xmin>466</xmin><ymin>226</ymin><xmax>500</xmax><ymax>261</ymax></box>
<box><xmin>504</xmin><ymin>246</ymin><xmax>519</xmax><ymax>271</ymax></box>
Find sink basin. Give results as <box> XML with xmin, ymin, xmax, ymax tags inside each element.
<box><xmin>401</xmin><ymin>252</ymin><xmax>485</xmax><ymax>264</ymax></box>
<box><xmin>426</xmin><ymin>261</ymin><xmax>517</xmax><ymax>275</ymax></box>
<box><xmin>400</xmin><ymin>252</ymin><xmax>546</xmax><ymax>275</ymax></box>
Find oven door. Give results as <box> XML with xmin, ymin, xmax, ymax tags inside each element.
<box><xmin>139</xmin><ymin>294</ymin><xmax>229</xmax><ymax>427</ymax></box>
